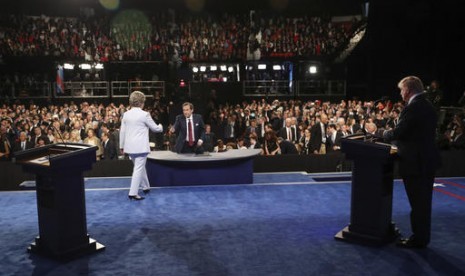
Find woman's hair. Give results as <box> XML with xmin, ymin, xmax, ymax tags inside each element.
<box><xmin>264</xmin><ymin>130</ymin><xmax>277</xmax><ymax>141</ymax></box>
<box><xmin>129</xmin><ymin>91</ymin><xmax>146</xmax><ymax>107</ymax></box>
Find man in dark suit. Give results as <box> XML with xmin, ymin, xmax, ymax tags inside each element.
<box><xmin>101</xmin><ymin>132</ymin><xmax>117</xmax><ymax>160</ymax></box>
<box><xmin>203</xmin><ymin>124</ymin><xmax>217</xmax><ymax>152</ymax></box>
<box><xmin>244</xmin><ymin>119</ymin><xmax>258</xmax><ymax>140</ymax></box>
<box><xmin>384</xmin><ymin>76</ymin><xmax>441</xmax><ymax>248</ymax></box>
<box><xmin>171</xmin><ymin>102</ymin><xmax>206</xmax><ymax>154</ymax></box>
<box><xmin>223</xmin><ymin>115</ymin><xmax>240</xmax><ymax>143</ymax></box>
<box><xmin>13</xmin><ymin>131</ymin><xmax>33</xmax><ymax>153</ymax></box>
<box><xmin>449</xmin><ymin>123</ymin><xmax>465</xmax><ymax>149</ymax></box>
<box><xmin>278</xmin><ymin>118</ymin><xmax>298</xmax><ymax>144</ymax></box>
<box><xmin>277</xmin><ymin>137</ymin><xmax>298</xmax><ymax>154</ymax></box>
<box><xmin>310</xmin><ymin>113</ymin><xmax>329</xmax><ymax>154</ymax></box>
<box><xmin>326</xmin><ymin>124</ymin><xmax>343</xmax><ymax>152</ymax></box>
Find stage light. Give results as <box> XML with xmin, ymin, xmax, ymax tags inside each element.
<box><xmin>99</xmin><ymin>0</ymin><xmax>120</xmax><ymax>11</ymax></box>
<box><xmin>258</xmin><ymin>64</ymin><xmax>267</xmax><ymax>70</ymax></box>
<box><xmin>228</xmin><ymin>66</ymin><xmax>234</xmax><ymax>72</ymax></box>
<box><xmin>95</xmin><ymin>63</ymin><xmax>104</xmax><ymax>69</ymax></box>
<box><xmin>273</xmin><ymin>65</ymin><xmax>282</xmax><ymax>70</ymax></box>
<box><xmin>79</xmin><ymin>64</ymin><xmax>92</xmax><ymax>70</ymax></box>
<box><xmin>192</xmin><ymin>67</ymin><xmax>199</xmax><ymax>73</ymax></box>
<box><xmin>63</xmin><ymin>63</ymin><xmax>74</xmax><ymax>70</ymax></box>
<box><xmin>220</xmin><ymin>65</ymin><xmax>227</xmax><ymax>71</ymax></box>
<box><xmin>309</xmin><ymin>66</ymin><xmax>317</xmax><ymax>74</ymax></box>
<box><xmin>200</xmin><ymin>66</ymin><xmax>206</xmax><ymax>72</ymax></box>
<box><xmin>210</xmin><ymin>65</ymin><xmax>217</xmax><ymax>71</ymax></box>
<box><xmin>222</xmin><ymin>77</ymin><xmax>228</xmax><ymax>82</ymax></box>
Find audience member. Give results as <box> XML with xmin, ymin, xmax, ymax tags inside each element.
<box><xmin>101</xmin><ymin>131</ymin><xmax>117</xmax><ymax>160</ymax></box>
<box><xmin>277</xmin><ymin>137</ymin><xmax>298</xmax><ymax>154</ymax></box>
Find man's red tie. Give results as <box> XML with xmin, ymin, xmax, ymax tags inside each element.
<box><xmin>188</xmin><ymin>119</ymin><xmax>194</xmax><ymax>146</ymax></box>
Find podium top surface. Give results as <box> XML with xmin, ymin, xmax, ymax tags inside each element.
<box><xmin>341</xmin><ymin>135</ymin><xmax>397</xmax><ymax>156</ymax></box>
<box><xmin>15</xmin><ymin>143</ymin><xmax>97</xmax><ymax>167</ymax></box>
<box><xmin>148</xmin><ymin>149</ymin><xmax>262</xmax><ymax>163</ymax></box>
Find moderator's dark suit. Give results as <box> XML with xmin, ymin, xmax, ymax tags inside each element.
<box><xmin>384</xmin><ymin>94</ymin><xmax>441</xmax><ymax>245</ymax></box>
<box><xmin>173</xmin><ymin>114</ymin><xmax>206</xmax><ymax>153</ymax></box>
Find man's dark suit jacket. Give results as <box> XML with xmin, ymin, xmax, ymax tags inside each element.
<box><xmin>203</xmin><ymin>132</ymin><xmax>217</xmax><ymax>152</ymax></box>
<box><xmin>279</xmin><ymin>140</ymin><xmax>298</xmax><ymax>154</ymax></box>
<box><xmin>102</xmin><ymin>139</ymin><xmax>117</xmax><ymax>160</ymax></box>
<box><xmin>222</xmin><ymin>120</ymin><xmax>240</xmax><ymax>141</ymax></box>
<box><xmin>326</xmin><ymin>130</ymin><xmax>343</xmax><ymax>152</ymax></box>
<box><xmin>278</xmin><ymin>126</ymin><xmax>299</xmax><ymax>143</ymax></box>
<box><xmin>12</xmin><ymin>140</ymin><xmax>34</xmax><ymax>153</ymax></box>
<box><xmin>310</xmin><ymin>122</ymin><xmax>326</xmax><ymax>153</ymax></box>
<box><xmin>384</xmin><ymin>94</ymin><xmax>440</xmax><ymax>176</ymax></box>
<box><xmin>450</xmin><ymin>133</ymin><xmax>465</xmax><ymax>150</ymax></box>
<box><xmin>173</xmin><ymin>113</ymin><xmax>205</xmax><ymax>153</ymax></box>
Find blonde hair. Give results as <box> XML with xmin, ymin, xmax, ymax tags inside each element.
<box><xmin>129</xmin><ymin>91</ymin><xmax>146</xmax><ymax>107</ymax></box>
<box><xmin>398</xmin><ymin>76</ymin><xmax>424</xmax><ymax>94</ymax></box>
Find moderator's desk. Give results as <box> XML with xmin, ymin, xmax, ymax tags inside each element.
<box><xmin>147</xmin><ymin>149</ymin><xmax>262</xmax><ymax>186</ymax></box>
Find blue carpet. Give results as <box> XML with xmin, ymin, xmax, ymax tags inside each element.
<box><xmin>2</xmin><ymin>174</ymin><xmax>465</xmax><ymax>276</ymax></box>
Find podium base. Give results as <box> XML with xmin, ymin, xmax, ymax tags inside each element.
<box><xmin>28</xmin><ymin>235</ymin><xmax>105</xmax><ymax>260</ymax></box>
<box><xmin>335</xmin><ymin>224</ymin><xmax>400</xmax><ymax>246</ymax></box>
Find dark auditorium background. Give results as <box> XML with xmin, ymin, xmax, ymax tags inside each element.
<box><xmin>2</xmin><ymin>0</ymin><xmax>464</xmax><ymax>102</ymax></box>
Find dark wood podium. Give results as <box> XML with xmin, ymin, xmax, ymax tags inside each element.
<box><xmin>335</xmin><ymin>134</ymin><xmax>399</xmax><ymax>245</ymax></box>
<box><xmin>15</xmin><ymin>143</ymin><xmax>105</xmax><ymax>260</ymax></box>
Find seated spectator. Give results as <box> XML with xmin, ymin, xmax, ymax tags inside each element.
<box><xmin>35</xmin><ymin>137</ymin><xmax>47</xmax><ymax>148</ymax></box>
<box><xmin>263</xmin><ymin>130</ymin><xmax>279</xmax><ymax>155</ymax></box>
<box><xmin>203</xmin><ymin>124</ymin><xmax>216</xmax><ymax>152</ymax></box>
<box><xmin>30</xmin><ymin>126</ymin><xmax>50</xmax><ymax>146</ymax></box>
<box><xmin>236</xmin><ymin>137</ymin><xmax>247</xmax><ymax>150</ymax></box>
<box><xmin>248</xmin><ymin>133</ymin><xmax>261</xmax><ymax>150</ymax></box>
<box><xmin>214</xmin><ymin>139</ymin><xmax>227</xmax><ymax>152</ymax></box>
<box><xmin>12</xmin><ymin>131</ymin><xmax>33</xmax><ymax>153</ymax></box>
<box><xmin>69</xmin><ymin>129</ymin><xmax>83</xmax><ymax>143</ymax></box>
<box><xmin>83</xmin><ymin>129</ymin><xmax>103</xmax><ymax>160</ymax></box>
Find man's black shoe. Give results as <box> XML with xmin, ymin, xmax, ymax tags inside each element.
<box><xmin>396</xmin><ymin>237</ymin><xmax>428</xmax><ymax>249</ymax></box>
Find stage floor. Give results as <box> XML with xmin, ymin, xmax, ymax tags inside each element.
<box><xmin>5</xmin><ymin>172</ymin><xmax>465</xmax><ymax>276</ymax></box>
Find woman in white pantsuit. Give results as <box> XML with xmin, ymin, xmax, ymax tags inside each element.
<box><xmin>120</xmin><ymin>91</ymin><xmax>163</xmax><ymax>200</ymax></box>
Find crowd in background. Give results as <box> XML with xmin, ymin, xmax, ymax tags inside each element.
<box><xmin>1</xmin><ymin>93</ymin><xmax>464</xmax><ymax>162</ymax></box>
<box><xmin>0</xmin><ymin>11</ymin><xmax>358</xmax><ymax>62</ymax></box>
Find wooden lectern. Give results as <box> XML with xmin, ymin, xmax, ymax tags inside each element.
<box><xmin>335</xmin><ymin>134</ymin><xmax>399</xmax><ymax>245</ymax></box>
<box><xmin>15</xmin><ymin>143</ymin><xmax>105</xmax><ymax>260</ymax></box>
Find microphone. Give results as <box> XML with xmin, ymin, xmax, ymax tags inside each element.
<box><xmin>50</xmin><ymin>126</ymin><xmax>68</xmax><ymax>148</ymax></box>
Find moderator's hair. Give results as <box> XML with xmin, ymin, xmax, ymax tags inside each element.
<box><xmin>129</xmin><ymin>91</ymin><xmax>146</xmax><ymax>107</ymax></box>
<box><xmin>398</xmin><ymin>76</ymin><xmax>424</xmax><ymax>94</ymax></box>
<box><xmin>182</xmin><ymin>102</ymin><xmax>194</xmax><ymax>110</ymax></box>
